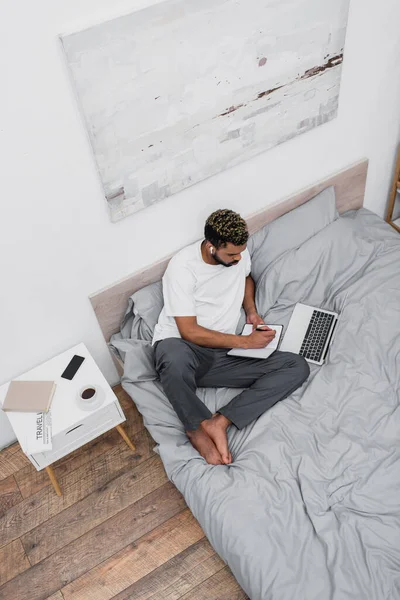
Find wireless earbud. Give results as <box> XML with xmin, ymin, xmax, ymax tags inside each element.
<box><xmin>210</xmin><ymin>247</ymin><xmax>214</xmax><ymax>254</ymax></box>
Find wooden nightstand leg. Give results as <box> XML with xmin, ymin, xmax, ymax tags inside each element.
<box><xmin>45</xmin><ymin>466</ymin><xmax>62</xmax><ymax>497</ymax></box>
<box><xmin>116</xmin><ymin>424</ymin><xmax>136</xmax><ymax>452</ymax></box>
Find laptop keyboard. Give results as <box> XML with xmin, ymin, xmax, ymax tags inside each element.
<box><xmin>299</xmin><ymin>310</ymin><xmax>334</xmax><ymax>362</ymax></box>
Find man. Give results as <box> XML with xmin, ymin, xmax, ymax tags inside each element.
<box><xmin>153</xmin><ymin>209</ymin><xmax>309</xmax><ymax>465</ymax></box>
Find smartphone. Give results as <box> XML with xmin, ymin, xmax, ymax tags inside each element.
<box><xmin>61</xmin><ymin>355</ymin><xmax>85</xmax><ymax>380</ymax></box>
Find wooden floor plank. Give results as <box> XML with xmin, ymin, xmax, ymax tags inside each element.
<box><xmin>150</xmin><ymin>555</ymin><xmax>225</xmax><ymax>600</ymax></box>
<box><xmin>0</xmin><ymin>539</ymin><xmax>31</xmax><ymax>586</ymax></box>
<box><xmin>22</xmin><ymin>454</ymin><xmax>169</xmax><ymax>564</ymax></box>
<box><xmin>44</xmin><ymin>593</ymin><xmax>64</xmax><ymax>600</ymax></box>
<box><xmin>0</xmin><ymin>482</ymin><xmax>186</xmax><ymax>600</ymax></box>
<box><xmin>0</xmin><ymin>443</ymin><xmax>30</xmax><ymax>480</ymax></box>
<box><xmin>0</xmin><ymin>428</ymin><xmax>153</xmax><ymax>549</ymax></box>
<box><xmin>14</xmin><ymin>398</ymin><xmax>143</xmax><ymax>499</ymax></box>
<box><xmin>0</xmin><ymin>476</ymin><xmax>23</xmax><ymax>517</ymax></box>
<box><xmin>113</xmin><ymin>386</ymin><xmax>135</xmax><ymax>411</ymax></box>
<box><xmin>109</xmin><ymin>538</ymin><xmax>224</xmax><ymax>600</ymax></box>
<box><xmin>61</xmin><ymin>509</ymin><xmax>204</xmax><ymax>600</ymax></box>
<box><xmin>179</xmin><ymin>566</ymin><xmax>249</xmax><ymax>600</ymax></box>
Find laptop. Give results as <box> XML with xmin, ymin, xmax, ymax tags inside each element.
<box><xmin>279</xmin><ymin>303</ymin><xmax>338</xmax><ymax>366</ymax></box>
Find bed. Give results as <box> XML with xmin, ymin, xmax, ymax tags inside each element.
<box><xmin>89</xmin><ymin>159</ymin><xmax>400</xmax><ymax>600</ymax></box>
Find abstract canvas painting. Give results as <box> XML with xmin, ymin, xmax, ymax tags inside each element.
<box><xmin>61</xmin><ymin>0</ymin><xmax>350</xmax><ymax>222</ymax></box>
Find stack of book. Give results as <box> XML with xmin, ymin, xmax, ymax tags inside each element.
<box><xmin>2</xmin><ymin>381</ymin><xmax>56</xmax><ymax>453</ymax></box>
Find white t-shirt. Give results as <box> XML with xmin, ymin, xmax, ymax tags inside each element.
<box><xmin>152</xmin><ymin>241</ymin><xmax>251</xmax><ymax>345</ymax></box>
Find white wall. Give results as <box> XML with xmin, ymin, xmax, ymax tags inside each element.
<box><xmin>1</xmin><ymin>0</ymin><xmax>400</xmax><ymax>449</ymax></box>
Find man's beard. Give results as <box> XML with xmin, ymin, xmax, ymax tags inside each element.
<box><xmin>213</xmin><ymin>251</ymin><xmax>239</xmax><ymax>268</ymax></box>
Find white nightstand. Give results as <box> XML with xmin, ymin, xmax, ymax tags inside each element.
<box><xmin>0</xmin><ymin>343</ymin><xmax>135</xmax><ymax>496</ymax></box>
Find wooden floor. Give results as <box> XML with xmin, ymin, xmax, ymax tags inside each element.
<box><xmin>0</xmin><ymin>386</ymin><xmax>248</xmax><ymax>600</ymax></box>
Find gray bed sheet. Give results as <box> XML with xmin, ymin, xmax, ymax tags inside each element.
<box><xmin>118</xmin><ymin>209</ymin><xmax>400</xmax><ymax>600</ymax></box>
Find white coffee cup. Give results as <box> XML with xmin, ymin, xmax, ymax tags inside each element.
<box><xmin>77</xmin><ymin>385</ymin><xmax>103</xmax><ymax>411</ymax></box>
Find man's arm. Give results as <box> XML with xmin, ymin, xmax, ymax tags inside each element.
<box><xmin>243</xmin><ymin>275</ymin><xmax>257</xmax><ymax>315</ymax></box>
<box><xmin>174</xmin><ymin>316</ymin><xmax>275</xmax><ymax>349</ymax></box>
<box><xmin>243</xmin><ymin>275</ymin><xmax>265</xmax><ymax>328</ymax></box>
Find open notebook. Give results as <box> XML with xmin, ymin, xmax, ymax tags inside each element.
<box><xmin>228</xmin><ymin>324</ymin><xmax>283</xmax><ymax>359</ymax></box>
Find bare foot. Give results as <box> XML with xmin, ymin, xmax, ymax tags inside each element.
<box><xmin>201</xmin><ymin>414</ymin><xmax>232</xmax><ymax>464</ymax></box>
<box><xmin>186</xmin><ymin>428</ymin><xmax>224</xmax><ymax>465</ymax></box>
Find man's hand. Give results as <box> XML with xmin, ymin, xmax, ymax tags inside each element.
<box><xmin>246</xmin><ymin>310</ymin><xmax>265</xmax><ymax>330</ymax></box>
<box><xmin>174</xmin><ymin>315</ymin><xmax>275</xmax><ymax>350</ymax></box>
<box><xmin>242</xmin><ymin>328</ymin><xmax>276</xmax><ymax>349</ymax></box>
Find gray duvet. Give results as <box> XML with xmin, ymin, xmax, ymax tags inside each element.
<box><xmin>116</xmin><ymin>209</ymin><xmax>400</xmax><ymax>600</ymax></box>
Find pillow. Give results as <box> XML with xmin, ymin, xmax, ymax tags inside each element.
<box><xmin>130</xmin><ymin>280</ymin><xmax>164</xmax><ymax>332</ymax></box>
<box><xmin>127</xmin><ymin>280</ymin><xmax>164</xmax><ymax>341</ymax></box>
<box><xmin>247</xmin><ymin>185</ymin><xmax>338</xmax><ymax>282</ymax></box>
<box><xmin>109</xmin><ymin>281</ymin><xmax>162</xmax><ymax>361</ymax></box>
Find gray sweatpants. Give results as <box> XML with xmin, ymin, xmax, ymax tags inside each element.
<box><xmin>154</xmin><ymin>337</ymin><xmax>310</xmax><ymax>431</ymax></box>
